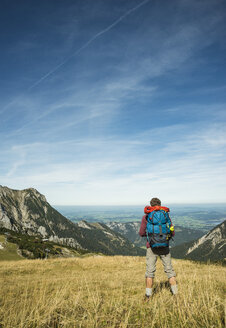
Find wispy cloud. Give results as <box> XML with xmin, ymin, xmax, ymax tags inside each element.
<box><xmin>1</xmin><ymin>121</ymin><xmax>226</xmax><ymax>204</ymax></box>
<box><xmin>1</xmin><ymin>0</ymin><xmax>226</xmax><ymax>204</ymax></box>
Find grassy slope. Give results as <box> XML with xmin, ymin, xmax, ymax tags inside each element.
<box><xmin>0</xmin><ymin>235</ymin><xmax>22</xmax><ymax>261</ymax></box>
<box><xmin>0</xmin><ymin>256</ymin><xmax>225</xmax><ymax>328</ymax></box>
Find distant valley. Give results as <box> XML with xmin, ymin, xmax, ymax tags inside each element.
<box><xmin>55</xmin><ymin>204</ymin><xmax>226</xmax><ymax>232</ymax></box>
<box><xmin>106</xmin><ymin>222</ymin><xmax>205</xmax><ymax>248</ymax></box>
<box><xmin>55</xmin><ymin>204</ymin><xmax>226</xmax><ymax>249</ymax></box>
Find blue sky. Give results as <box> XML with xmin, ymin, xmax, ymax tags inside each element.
<box><xmin>1</xmin><ymin>0</ymin><xmax>226</xmax><ymax>205</ymax></box>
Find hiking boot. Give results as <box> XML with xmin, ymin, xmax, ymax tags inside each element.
<box><xmin>143</xmin><ymin>294</ymin><xmax>151</xmax><ymax>302</ymax></box>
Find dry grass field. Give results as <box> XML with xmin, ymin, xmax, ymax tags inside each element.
<box><xmin>0</xmin><ymin>256</ymin><xmax>225</xmax><ymax>328</ymax></box>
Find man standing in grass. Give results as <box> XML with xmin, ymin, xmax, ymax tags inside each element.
<box><xmin>139</xmin><ymin>197</ymin><xmax>178</xmax><ymax>300</ymax></box>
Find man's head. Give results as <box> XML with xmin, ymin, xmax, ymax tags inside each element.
<box><xmin>150</xmin><ymin>197</ymin><xmax>161</xmax><ymax>206</ymax></box>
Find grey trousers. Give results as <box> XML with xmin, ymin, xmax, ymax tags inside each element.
<box><xmin>145</xmin><ymin>247</ymin><xmax>176</xmax><ymax>279</ymax></box>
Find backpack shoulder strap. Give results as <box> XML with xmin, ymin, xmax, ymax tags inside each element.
<box><xmin>161</xmin><ymin>210</ymin><xmax>170</xmax><ymax>223</ymax></box>
<box><xmin>147</xmin><ymin>211</ymin><xmax>156</xmax><ymax>234</ymax></box>
<box><xmin>161</xmin><ymin>210</ymin><xmax>167</xmax><ymax>219</ymax></box>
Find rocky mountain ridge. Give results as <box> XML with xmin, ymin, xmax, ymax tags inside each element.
<box><xmin>171</xmin><ymin>220</ymin><xmax>226</xmax><ymax>262</ymax></box>
<box><xmin>0</xmin><ymin>186</ymin><xmax>144</xmax><ymax>256</ymax></box>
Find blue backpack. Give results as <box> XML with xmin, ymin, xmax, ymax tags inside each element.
<box><xmin>146</xmin><ymin>210</ymin><xmax>171</xmax><ymax>248</ymax></box>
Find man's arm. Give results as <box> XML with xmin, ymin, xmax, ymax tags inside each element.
<box><xmin>139</xmin><ymin>215</ymin><xmax>147</xmax><ymax>237</ymax></box>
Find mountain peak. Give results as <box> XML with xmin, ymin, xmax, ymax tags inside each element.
<box><xmin>0</xmin><ymin>186</ymin><xmax>47</xmax><ymax>203</ymax></box>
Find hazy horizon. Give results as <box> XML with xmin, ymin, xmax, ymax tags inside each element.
<box><xmin>53</xmin><ymin>203</ymin><xmax>226</xmax><ymax>207</ymax></box>
<box><xmin>53</xmin><ymin>203</ymin><xmax>226</xmax><ymax>228</ymax></box>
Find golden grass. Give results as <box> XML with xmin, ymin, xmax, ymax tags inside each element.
<box><xmin>0</xmin><ymin>256</ymin><xmax>225</xmax><ymax>328</ymax></box>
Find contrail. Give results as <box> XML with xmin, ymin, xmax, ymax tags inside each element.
<box><xmin>28</xmin><ymin>0</ymin><xmax>150</xmax><ymax>90</ymax></box>
<box><xmin>0</xmin><ymin>0</ymin><xmax>150</xmax><ymax>115</ymax></box>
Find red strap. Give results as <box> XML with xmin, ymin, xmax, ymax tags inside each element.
<box><xmin>144</xmin><ymin>206</ymin><xmax>170</xmax><ymax>214</ymax></box>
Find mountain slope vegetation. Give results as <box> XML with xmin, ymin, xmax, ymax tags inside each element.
<box><xmin>0</xmin><ymin>227</ymin><xmax>91</xmax><ymax>261</ymax></box>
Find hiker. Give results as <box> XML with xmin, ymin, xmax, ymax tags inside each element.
<box><xmin>139</xmin><ymin>197</ymin><xmax>178</xmax><ymax>300</ymax></box>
